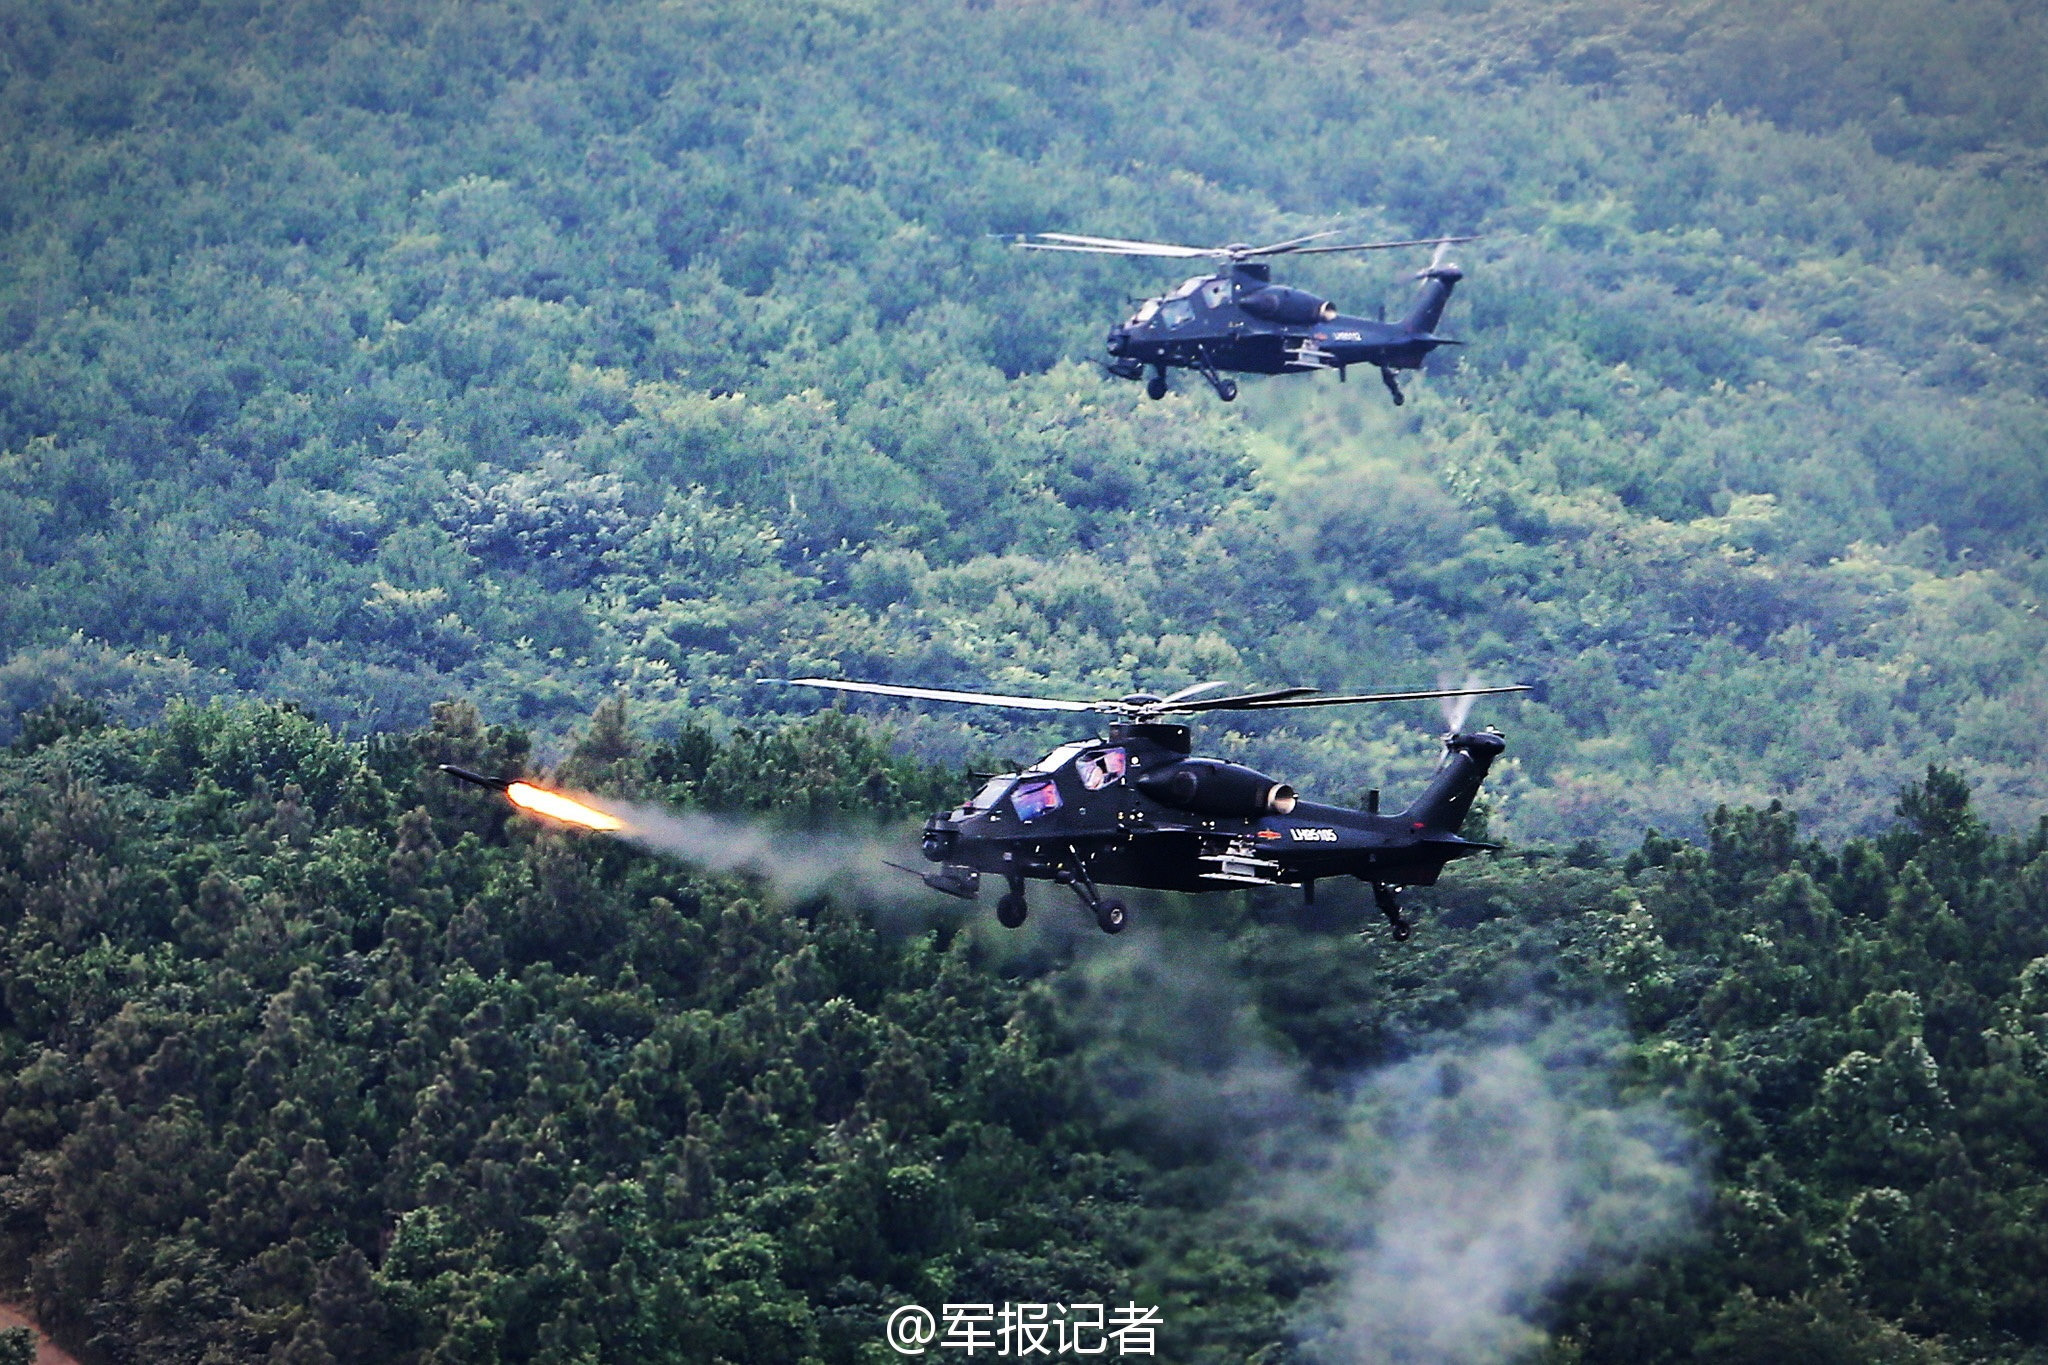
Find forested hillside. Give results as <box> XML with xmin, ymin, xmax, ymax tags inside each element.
<box><xmin>4</xmin><ymin>3</ymin><xmax>2048</xmax><ymax>1362</ymax></box>
<box><xmin>2</xmin><ymin>701</ymin><xmax>2047</xmax><ymax>1362</ymax></box>
<box><xmin>1</xmin><ymin>0</ymin><xmax>2044</xmax><ymax>843</ymax></box>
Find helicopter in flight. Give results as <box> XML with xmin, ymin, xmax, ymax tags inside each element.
<box><xmin>1009</xmin><ymin>229</ymin><xmax>1477</xmax><ymax>404</ymax></box>
<box><xmin>782</xmin><ymin>676</ymin><xmax>1527</xmax><ymax>939</ymax></box>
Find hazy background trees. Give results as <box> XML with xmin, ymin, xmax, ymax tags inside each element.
<box><xmin>1</xmin><ymin>0</ymin><xmax>2044</xmax><ymax>846</ymax></box>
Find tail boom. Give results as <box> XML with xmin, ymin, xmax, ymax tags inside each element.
<box><xmin>1401</xmin><ymin>730</ymin><xmax>1505</xmax><ymax>837</ymax></box>
<box><xmin>1400</xmin><ymin>263</ymin><xmax>1465</xmax><ymax>337</ymax></box>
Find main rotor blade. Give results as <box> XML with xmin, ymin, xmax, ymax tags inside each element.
<box><xmin>775</xmin><ymin>678</ymin><xmax>1100</xmax><ymax>713</ymax></box>
<box><xmin>1166</xmin><ymin>686</ymin><xmax>1327</xmax><ymax>712</ymax></box>
<box><xmin>1240</xmin><ymin>228</ymin><xmax>1346</xmax><ymax>256</ymax></box>
<box><xmin>1157</xmin><ymin>679</ymin><xmax>1235</xmax><ymax>705</ymax></box>
<box><xmin>1232</xmin><ymin>683</ymin><xmax>1532</xmax><ymax>711</ymax></box>
<box><xmin>1016</xmin><ymin>242</ymin><xmax>1214</xmax><ymax>258</ymax></box>
<box><xmin>1030</xmin><ymin>232</ymin><xmax>1221</xmax><ymax>258</ymax></box>
<box><xmin>1269</xmin><ymin>233</ymin><xmax>1483</xmax><ymax>257</ymax></box>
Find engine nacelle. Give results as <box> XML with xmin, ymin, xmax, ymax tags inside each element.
<box><xmin>1136</xmin><ymin>758</ymin><xmax>1297</xmax><ymax>818</ymax></box>
<box><xmin>1237</xmin><ymin>286</ymin><xmax>1338</xmax><ymax>325</ymax></box>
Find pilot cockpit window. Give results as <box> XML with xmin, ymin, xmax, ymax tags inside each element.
<box><xmin>1166</xmin><ymin>276</ymin><xmax>1207</xmax><ymax>300</ymax></box>
<box><xmin>1161</xmin><ymin>299</ymin><xmax>1194</xmax><ymax>328</ymax></box>
<box><xmin>1201</xmin><ymin>279</ymin><xmax>1230</xmax><ymax>309</ymax></box>
<box><xmin>1076</xmin><ymin>747</ymin><xmax>1128</xmax><ymax>791</ymax></box>
<box><xmin>1033</xmin><ymin>742</ymin><xmax>1091</xmax><ymax>774</ymax></box>
<box><xmin>1011</xmin><ymin>777</ymin><xmax>1063</xmax><ymax>822</ymax></box>
<box><xmin>964</xmin><ymin>775</ymin><xmax>1015</xmax><ymax>813</ymax></box>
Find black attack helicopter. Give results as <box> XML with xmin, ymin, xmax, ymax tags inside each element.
<box><xmin>782</xmin><ymin>676</ymin><xmax>1528</xmax><ymax>939</ymax></box>
<box><xmin>1009</xmin><ymin>229</ymin><xmax>1478</xmax><ymax>404</ymax></box>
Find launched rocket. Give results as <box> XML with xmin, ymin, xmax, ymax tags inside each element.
<box><xmin>437</xmin><ymin>765</ymin><xmax>628</xmax><ymax>833</ymax></box>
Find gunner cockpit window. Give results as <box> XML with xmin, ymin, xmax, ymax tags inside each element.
<box><xmin>964</xmin><ymin>776</ymin><xmax>1015</xmax><ymax>813</ymax></box>
<box><xmin>1011</xmin><ymin>777</ymin><xmax>1063</xmax><ymax>822</ymax></box>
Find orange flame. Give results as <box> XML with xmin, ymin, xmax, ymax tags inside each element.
<box><xmin>504</xmin><ymin>781</ymin><xmax>628</xmax><ymax>833</ymax></box>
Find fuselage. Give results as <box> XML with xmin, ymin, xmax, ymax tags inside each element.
<box><xmin>920</xmin><ymin>723</ymin><xmax>1492</xmax><ymax>896</ymax></box>
<box><xmin>1104</xmin><ymin>265</ymin><xmax>1452</xmax><ymax>377</ymax></box>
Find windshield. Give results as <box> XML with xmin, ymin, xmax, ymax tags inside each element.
<box><xmin>1032</xmin><ymin>742</ymin><xmax>1092</xmax><ymax>774</ymax></box>
<box><xmin>963</xmin><ymin>775</ymin><xmax>1015</xmax><ymax>812</ymax></box>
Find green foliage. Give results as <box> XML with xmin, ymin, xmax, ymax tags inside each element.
<box><xmin>4</xmin><ymin>704</ymin><xmax>2047</xmax><ymax>1361</ymax></box>
<box><xmin>0</xmin><ymin>701</ymin><xmax>1163</xmax><ymax>1362</ymax></box>
<box><xmin>0</xmin><ymin>0</ymin><xmax>2044</xmax><ymax>847</ymax></box>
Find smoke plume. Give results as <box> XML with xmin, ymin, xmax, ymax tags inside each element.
<box><xmin>598</xmin><ymin>798</ymin><xmax>940</xmax><ymax>912</ymax></box>
<box><xmin>1063</xmin><ymin>935</ymin><xmax>1703</xmax><ymax>1364</ymax></box>
<box><xmin>1302</xmin><ymin>1015</ymin><xmax>1702</xmax><ymax>1364</ymax></box>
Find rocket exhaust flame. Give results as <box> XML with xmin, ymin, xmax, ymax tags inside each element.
<box><xmin>503</xmin><ymin>782</ymin><xmax>629</xmax><ymax>832</ymax></box>
<box><xmin>436</xmin><ymin>765</ymin><xmax>628</xmax><ymax>832</ymax></box>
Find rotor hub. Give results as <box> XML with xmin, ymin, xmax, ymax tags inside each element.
<box><xmin>1108</xmin><ymin>721</ymin><xmax>1193</xmax><ymax>754</ymax></box>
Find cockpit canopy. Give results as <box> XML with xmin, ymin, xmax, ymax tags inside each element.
<box><xmin>963</xmin><ymin>774</ymin><xmax>1016</xmax><ymax>813</ymax></box>
<box><xmin>960</xmin><ymin>743</ymin><xmax>1133</xmax><ymax>820</ymax></box>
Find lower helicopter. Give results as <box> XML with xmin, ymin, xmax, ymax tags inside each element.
<box><xmin>780</xmin><ymin>677</ymin><xmax>1528</xmax><ymax>939</ymax></box>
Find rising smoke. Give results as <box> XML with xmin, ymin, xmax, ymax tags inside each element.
<box><xmin>1303</xmin><ymin>1015</ymin><xmax>1703</xmax><ymax>1364</ymax></box>
<box><xmin>593</xmin><ymin>795</ymin><xmax>1702</xmax><ymax>1361</ymax></box>
<box><xmin>1062</xmin><ymin>934</ymin><xmax>1704</xmax><ymax>1364</ymax></box>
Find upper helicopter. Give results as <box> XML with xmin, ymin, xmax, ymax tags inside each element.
<box><xmin>1008</xmin><ymin>228</ymin><xmax>1477</xmax><ymax>404</ymax></box>
<box><xmin>780</xmin><ymin>676</ymin><xmax>1527</xmax><ymax>939</ymax></box>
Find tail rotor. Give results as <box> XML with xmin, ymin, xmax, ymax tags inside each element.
<box><xmin>1437</xmin><ymin>669</ymin><xmax>1488</xmax><ymax>737</ymax></box>
<box><xmin>1416</xmin><ymin>237</ymin><xmax>1460</xmax><ymax>279</ymax></box>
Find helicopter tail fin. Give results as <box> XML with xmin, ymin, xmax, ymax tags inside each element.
<box><xmin>1400</xmin><ymin>261</ymin><xmax>1465</xmax><ymax>337</ymax></box>
<box><xmin>1400</xmin><ymin>239</ymin><xmax>1466</xmax><ymax>336</ymax></box>
<box><xmin>1399</xmin><ymin>730</ymin><xmax>1505</xmax><ymax>836</ymax></box>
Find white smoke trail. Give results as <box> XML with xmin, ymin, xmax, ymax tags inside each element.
<box><xmin>596</xmin><ymin>797</ymin><xmax>945</xmax><ymax>909</ymax></box>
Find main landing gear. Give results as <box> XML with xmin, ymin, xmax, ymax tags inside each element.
<box><xmin>1055</xmin><ymin>858</ymin><xmax>1127</xmax><ymax>933</ymax></box>
<box><xmin>996</xmin><ymin>878</ymin><xmax>1029</xmax><ymax>928</ymax></box>
<box><xmin>1145</xmin><ymin>366</ymin><xmax>1169</xmax><ymax>401</ymax></box>
<box><xmin>1192</xmin><ymin>351</ymin><xmax>1238</xmax><ymax>401</ymax></box>
<box><xmin>1372</xmin><ymin>882</ymin><xmax>1413</xmax><ymax>941</ymax></box>
<box><xmin>999</xmin><ymin>861</ymin><xmax>1127</xmax><ymax>934</ymax></box>
<box><xmin>1378</xmin><ymin>367</ymin><xmax>1404</xmax><ymax>406</ymax></box>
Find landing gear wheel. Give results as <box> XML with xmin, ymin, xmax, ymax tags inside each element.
<box><xmin>1094</xmin><ymin>898</ymin><xmax>1127</xmax><ymax>935</ymax></box>
<box><xmin>1216</xmin><ymin>378</ymin><xmax>1238</xmax><ymax>402</ymax></box>
<box><xmin>1145</xmin><ymin>371</ymin><xmax>1168</xmax><ymax>401</ymax></box>
<box><xmin>996</xmin><ymin>893</ymin><xmax>1028</xmax><ymax>929</ymax></box>
<box><xmin>1372</xmin><ymin>882</ymin><xmax>1414</xmax><ymax>942</ymax></box>
<box><xmin>1379</xmin><ymin>367</ymin><xmax>1405</xmax><ymax>406</ymax></box>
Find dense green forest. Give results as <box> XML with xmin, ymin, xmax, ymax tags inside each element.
<box><xmin>1</xmin><ymin>0</ymin><xmax>2044</xmax><ymax>844</ymax></box>
<box><xmin>5</xmin><ymin>0</ymin><xmax>2048</xmax><ymax>1362</ymax></box>
<box><xmin>2</xmin><ymin>699</ymin><xmax>2047</xmax><ymax>1362</ymax></box>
